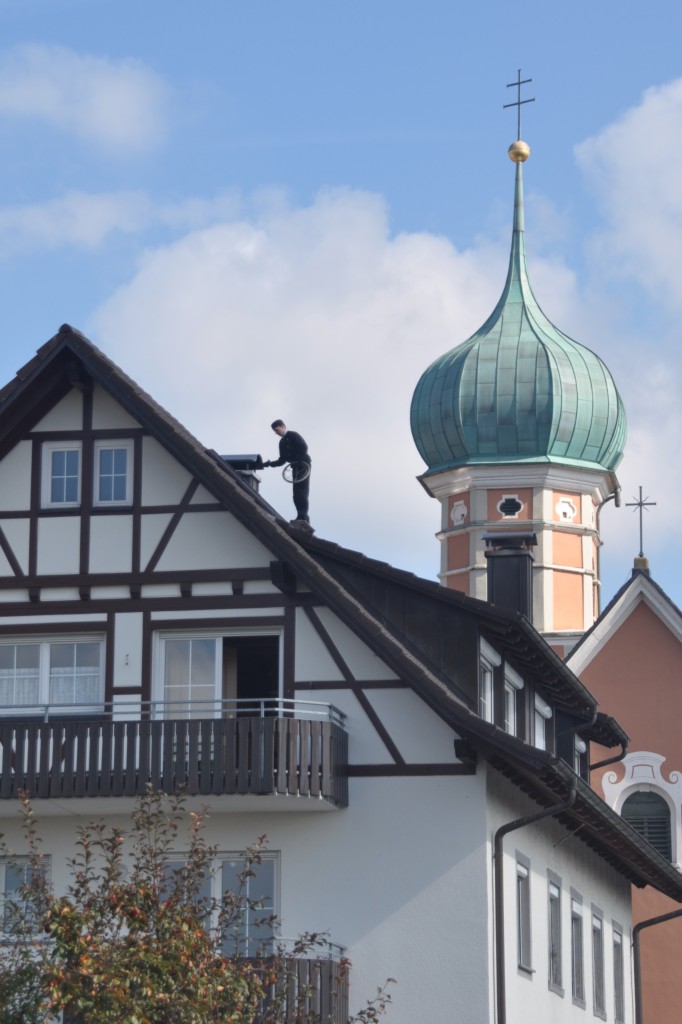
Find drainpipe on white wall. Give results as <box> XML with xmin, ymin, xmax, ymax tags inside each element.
<box><xmin>493</xmin><ymin>781</ymin><xmax>577</xmax><ymax>1024</ymax></box>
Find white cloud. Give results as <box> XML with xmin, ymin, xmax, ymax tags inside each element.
<box><xmin>88</xmin><ymin>187</ymin><xmax>579</xmax><ymax>579</ymax></box>
<box><xmin>0</xmin><ymin>44</ymin><xmax>168</xmax><ymax>154</ymax></box>
<box><xmin>0</xmin><ymin>190</ymin><xmax>241</xmax><ymax>253</ymax></box>
<box><xmin>576</xmin><ymin>78</ymin><xmax>682</xmax><ymax>310</ymax></box>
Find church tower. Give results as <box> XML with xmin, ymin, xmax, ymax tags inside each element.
<box><xmin>410</xmin><ymin>137</ymin><xmax>627</xmax><ymax>656</ymax></box>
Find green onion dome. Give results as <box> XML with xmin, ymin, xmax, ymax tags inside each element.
<box><xmin>410</xmin><ymin>151</ymin><xmax>626</xmax><ymax>476</ymax></box>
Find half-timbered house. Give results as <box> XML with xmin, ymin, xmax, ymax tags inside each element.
<box><xmin>0</xmin><ymin>325</ymin><xmax>680</xmax><ymax>1023</ymax></box>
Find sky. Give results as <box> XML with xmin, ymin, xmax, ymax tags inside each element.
<box><xmin>0</xmin><ymin>0</ymin><xmax>681</xmax><ymax>610</ymax></box>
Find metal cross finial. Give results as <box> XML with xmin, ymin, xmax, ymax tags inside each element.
<box><xmin>625</xmin><ymin>486</ymin><xmax>657</xmax><ymax>558</ymax></box>
<box><xmin>504</xmin><ymin>69</ymin><xmax>535</xmax><ymax>140</ymax></box>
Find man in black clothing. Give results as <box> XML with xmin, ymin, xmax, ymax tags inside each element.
<box><xmin>262</xmin><ymin>419</ymin><xmax>311</xmax><ymax>523</ymax></box>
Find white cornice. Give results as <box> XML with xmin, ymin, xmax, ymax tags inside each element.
<box><xmin>419</xmin><ymin>464</ymin><xmax>618</xmax><ymax>503</ymax></box>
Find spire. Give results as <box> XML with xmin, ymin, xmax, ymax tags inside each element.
<box><xmin>625</xmin><ymin>486</ymin><xmax>656</xmax><ymax>575</ymax></box>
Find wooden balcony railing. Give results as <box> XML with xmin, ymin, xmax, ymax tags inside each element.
<box><xmin>64</xmin><ymin>954</ymin><xmax>349</xmax><ymax>1024</ymax></box>
<box><xmin>256</xmin><ymin>954</ymin><xmax>349</xmax><ymax>1024</ymax></box>
<box><xmin>0</xmin><ymin>700</ymin><xmax>348</xmax><ymax>807</ymax></box>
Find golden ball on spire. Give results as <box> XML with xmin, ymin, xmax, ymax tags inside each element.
<box><xmin>508</xmin><ymin>140</ymin><xmax>531</xmax><ymax>163</ymax></box>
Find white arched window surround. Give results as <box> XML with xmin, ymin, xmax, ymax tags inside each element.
<box><xmin>602</xmin><ymin>752</ymin><xmax>681</xmax><ymax>867</ymax></box>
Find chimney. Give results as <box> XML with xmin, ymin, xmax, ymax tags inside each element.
<box><xmin>483</xmin><ymin>532</ymin><xmax>537</xmax><ymax>620</ymax></box>
<box><xmin>220</xmin><ymin>454</ymin><xmax>263</xmax><ymax>493</ymax></box>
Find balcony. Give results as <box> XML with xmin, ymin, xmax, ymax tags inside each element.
<box><xmin>64</xmin><ymin>952</ymin><xmax>350</xmax><ymax>1024</ymax></box>
<box><xmin>256</xmin><ymin>949</ymin><xmax>349</xmax><ymax>1024</ymax></box>
<box><xmin>0</xmin><ymin>699</ymin><xmax>348</xmax><ymax>814</ymax></box>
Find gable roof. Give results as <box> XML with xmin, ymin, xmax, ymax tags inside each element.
<box><xmin>2</xmin><ymin>325</ymin><xmax>681</xmax><ymax>902</ymax></box>
<box><xmin>567</xmin><ymin>569</ymin><xmax>682</xmax><ymax>676</ymax></box>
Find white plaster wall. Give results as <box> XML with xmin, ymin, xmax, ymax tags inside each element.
<box><xmin>140</xmin><ymin>513</ymin><xmax>173</xmax><ymax>567</ymax></box>
<box><xmin>0</xmin><ymin>612</ymin><xmax>106</xmax><ymax>626</ymax></box>
<box><xmin>313</xmin><ymin>607</ymin><xmax>400</xmax><ymax>680</ymax></box>
<box><xmin>92</xmin><ymin>386</ymin><xmax>140</xmax><ymax>429</ymax></box>
<box><xmin>192</xmin><ymin>582</ymin><xmax>238</xmax><ymax>597</ymax></box>
<box><xmin>0</xmin><ymin>518</ymin><xmax>29</xmax><ymax>574</ymax></box>
<box><xmin>0</xmin><ymin>772</ymin><xmax>492</xmax><ymax>1024</ymax></box>
<box><xmin>37</xmin><ymin>517</ymin><xmax>80</xmax><ymax>574</ymax></box>
<box><xmin>112</xmin><ymin>613</ymin><xmax>143</xmax><ymax>689</ymax></box>
<box><xmin>156</xmin><ymin>511</ymin><xmax>272</xmax><ymax>571</ymax></box>
<box><xmin>294</xmin><ymin>609</ymin><xmax>346</xmax><ymax>682</ymax></box>
<box><xmin>33</xmin><ymin>390</ymin><xmax>83</xmax><ymax>430</ymax></box>
<box><xmin>0</xmin><ymin>440</ymin><xmax>31</xmax><ymax>510</ymax></box>
<box><xmin>141</xmin><ymin>437</ymin><xmax>192</xmax><ymax>505</ymax></box>
<box><xmin>151</xmin><ymin>607</ymin><xmax>285</xmax><ymax>621</ymax></box>
<box><xmin>190</xmin><ymin>484</ymin><xmax>218</xmax><ymax>505</ymax></box>
<box><xmin>90</xmin><ymin>516</ymin><xmax>134</xmax><ymax>573</ymax></box>
<box><xmin>365</xmin><ymin>688</ymin><xmax>460</xmax><ymax>763</ymax></box>
<box><xmin>487</xmin><ymin>772</ymin><xmax>633</xmax><ymax>1024</ymax></box>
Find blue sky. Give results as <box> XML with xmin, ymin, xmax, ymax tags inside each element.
<box><xmin>0</xmin><ymin>0</ymin><xmax>681</xmax><ymax>608</ymax></box>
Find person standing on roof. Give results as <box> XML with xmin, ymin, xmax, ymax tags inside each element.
<box><xmin>262</xmin><ymin>420</ymin><xmax>311</xmax><ymax>524</ymax></box>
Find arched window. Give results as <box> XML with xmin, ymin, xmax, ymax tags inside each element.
<box><xmin>621</xmin><ymin>791</ymin><xmax>672</xmax><ymax>860</ymax></box>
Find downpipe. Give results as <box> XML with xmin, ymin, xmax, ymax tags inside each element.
<box><xmin>633</xmin><ymin>908</ymin><xmax>682</xmax><ymax>1024</ymax></box>
<box><xmin>493</xmin><ymin>781</ymin><xmax>577</xmax><ymax>1024</ymax></box>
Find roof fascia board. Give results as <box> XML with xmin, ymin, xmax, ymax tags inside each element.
<box><xmin>567</xmin><ymin>574</ymin><xmax>682</xmax><ymax>675</ymax></box>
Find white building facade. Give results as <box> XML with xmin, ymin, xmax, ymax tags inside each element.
<box><xmin>0</xmin><ymin>327</ymin><xmax>678</xmax><ymax>1023</ymax></box>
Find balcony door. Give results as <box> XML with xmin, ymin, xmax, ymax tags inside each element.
<box><xmin>160</xmin><ymin>634</ymin><xmax>280</xmax><ymax>718</ymax></box>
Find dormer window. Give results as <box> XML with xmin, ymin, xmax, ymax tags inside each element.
<box><xmin>479</xmin><ymin>639</ymin><xmax>502</xmax><ymax>723</ymax></box>
<box><xmin>503</xmin><ymin>665</ymin><xmax>524</xmax><ymax>736</ymax></box>
<box><xmin>574</xmin><ymin>736</ymin><xmax>588</xmax><ymax>777</ymax></box>
<box><xmin>534</xmin><ymin>693</ymin><xmax>552</xmax><ymax>751</ymax></box>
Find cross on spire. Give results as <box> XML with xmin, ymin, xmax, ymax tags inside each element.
<box><xmin>625</xmin><ymin>486</ymin><xmax>657</xmax><ymax>558</ymax></box>
<box><xmin>504</xmin><ymin>69</ymin><xmax>535</xmax><ymax>140</ymax></box>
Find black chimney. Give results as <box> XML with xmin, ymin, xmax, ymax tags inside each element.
<box><xmin>219</xmin><ymin>454</ymin><xmax>263</xmax><ymax>493</ymax></box>
<box><xmin>483</xmin><ymin>532</ymin><xmax>537</xmax><ymax>620</ymax></box>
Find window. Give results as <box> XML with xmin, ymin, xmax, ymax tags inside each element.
<box><xmin>574</xmin><ymin>736</ymin><xmax>588</xmax><ymax>778</ymax></box>
<box><xmin>479</xmin><ymin>640</ymin><xmax>501</xmax><ymax>724</ymax></box>
<box><xmin>222</xmin><ymin>854</ymin><xmax>276</xmax><ymax>956</ymax></box>
<box><xmin>42</xmin><ymin>443</ymin><xmax>81</xmax><ymax>507</ymax></box>
<box><xmin>94</xmin><ymin>441</ymin><xmax>133</xmax><ymax>506</ymax></box>
<box><xmin>534</xmin><ymin>693</ymin><xmax>552</xmax><ymax>751</ymax></box>
<box><xmin>165</xmin><ymin>853</ymin><xmax>277</xmax><ymax>957</ymax></box>
<box><xmin>621</xmin><ymin>790</ymin><xmax>672</xmax><ymax>860</ymax></box>
<box><xmin>0</xmin><ymin>639</ymin><xmax>104</xmax><ymax>714</ymax></box>
<box><xmin>159</xmin><ymin>633</ymin><xmax>280</xmax><ymax>718</ymax></box>
<box><xmin>592</xmin><ymin>911</ymin><xmax>605</xmax><ymax>1017</ymax></box>
<box><xmin>503</xmin><ymin>665</ymin><xmax>524</xmax><ymax>736</ymax></box>
<box><xmin>516</xmin><ymin>860</ymin><xmax>532</xmax><ymax>971</ymax></box>
<box><xmin>1</xmin><ymin>857</ymin><xmax>49</xmax><ymax>933</ymax></box>
<box><xmin>548</xmin><ymin>880</ymin><xmax>562</xmax><ymax>993</ymax></box>
<box><xmin>613</xmin><ymin>927</ymin><xmax>625</xmax><ymax>1023</ymax></box>
<box><xmin>571</xmin><ymin>898</ymin><xmax>585</xmax><ymax>1006</ymax></box>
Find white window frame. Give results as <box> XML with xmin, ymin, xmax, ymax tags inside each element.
<box><xmin>41</xmin><ymin>441</ymin><xmax>82</xmax><ymax>508</ymax></box>
<box><xmin>592</xmin><ymin>909</ymin><xmax>606</xmax><ymax>1018</ymax></box>
<box><xmin>154</xmin><ymin>628</ymin><xmax>283</xmax><ymax>718</ymax></box>
<box><xmin>1</xmin><ymin>856</ymin><xmax>50</xmax><ymax>934</ymax></box>
<box><xmin>548</xmin><ymin>878</ymin><xmax>563</xmax><ymax>994</ymax></box>
<box><xmin>571</xmin><ymin>897</ymin><xmax>585</xmax><ymax>1007</ymax></box>
<box><xmin>613</xmin><ymin>925</ymin><xmax>625</xmax><ymax>1024</ymax></box>
<box><xmin>166</xmin><ymin>851</ymin><xmax>279</xmax><ymax>957</ymax></box>
<box><xmin>0</xmin><ymin>637</ymin><xmax>105</xmax><ymax>714</ymax></box>
<box><xmin>534</xmin><ymin>693</ymin><xmax>552</xmax><ymax>751</ymax></box>
<box><xmin>479</xmin><ymin>639</ymin><xmax>501</xmax><ymax>724</ymax></box>
<box><xmin>93</xmin><ymin>440</ymin><xmax>134</xmax><ymax>507</ymax></box>
<box><xmin>504</xmin><ymin>665</ymin><xmax>524</xmax><ymax>736</ymax></box>
<box><xmin>574</xmin><ymin>735</ymin><xmax>588</xmax><ymax>776</ymax></box>
<box><xmin>516</xmin><ymin>858</ymin><xmax>532</xmax><ymax>972</ymax></box>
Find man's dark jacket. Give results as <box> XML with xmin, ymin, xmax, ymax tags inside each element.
<box><xmin>269</xmin><ymin>431</ymin><xmax>311</xmax><ymax>467</ymax></box>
